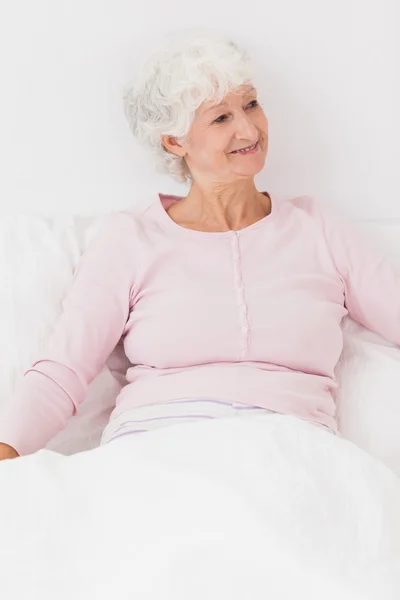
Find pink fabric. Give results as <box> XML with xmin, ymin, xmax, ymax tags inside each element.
<box><xmin>1</xmin><ymin>191</ymin><xmax>399</xmax><ymax>456</ymax></box>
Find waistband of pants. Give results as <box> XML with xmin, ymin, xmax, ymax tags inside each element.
<box><xmin>100</xmin><ymin>397</ymin><xmax>275</xmax><ymax>445</ymax></box>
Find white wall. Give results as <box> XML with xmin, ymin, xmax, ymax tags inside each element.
<box><xmin>0</xmin><ymin>0</ymin><xmax>398</xmax><ymax>220</ymax></box>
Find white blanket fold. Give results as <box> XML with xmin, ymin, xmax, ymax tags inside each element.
<box><xmin>1</xmin><ymin>414</ymin><xmax>400</xmax><ymax>600</ymax></box>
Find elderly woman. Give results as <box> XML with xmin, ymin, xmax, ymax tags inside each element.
<box><xmin>0</xmin><ymin>30</ymin><xmax>399</xmax><ymax>460</ymax></box>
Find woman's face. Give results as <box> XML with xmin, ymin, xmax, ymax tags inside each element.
<box><xmin>164</xmin><ymin>83</ymin><xmax>268</xmax><ymax>184</ymax></box>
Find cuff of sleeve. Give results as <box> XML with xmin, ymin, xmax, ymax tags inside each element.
<box><xmin>0</xmin><ymin>369</ymin><xmax>80</xmax><ymax>456</ymax></box>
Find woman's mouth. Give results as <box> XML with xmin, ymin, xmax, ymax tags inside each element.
<box><xmin>230</xmin><ymin>140</ymin><xmax>260</xmax><ymax>155</ymax></box>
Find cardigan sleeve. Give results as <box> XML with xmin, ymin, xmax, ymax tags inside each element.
<box><xmin>0</xmin><ymin>211</ymin><xmax>135</xmax><ymax>456</ymax></box>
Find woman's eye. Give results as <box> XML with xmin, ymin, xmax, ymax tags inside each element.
<box><xmin>213</xmin><ymin>100</ymin><xmax>259</xmax><ymax>124</ymax></box>
<box><xmin>214</xmin><ymin>114</ymin><xmax>228</xmax><ymax>124</ymax></box>
<box><xmin>248</xmin><ymin>100</ymin><xmax>259</xmax><ymax>109</ymax></box>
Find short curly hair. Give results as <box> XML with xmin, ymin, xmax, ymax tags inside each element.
<box><xmin>123</xmin><ymin>29</ymin><xmax>256</xmax><ymax>184</ymax></box>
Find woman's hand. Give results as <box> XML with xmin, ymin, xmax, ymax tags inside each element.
<box><xmin>0</xmin><ymin>442</ymin><xmax>20</xmax><ymax>461</ymax></box>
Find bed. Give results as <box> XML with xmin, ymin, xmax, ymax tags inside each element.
<box><xmin>1</xmin><ymin>210</ymin><xmax>400</xmax><ymax>599</ymax></box>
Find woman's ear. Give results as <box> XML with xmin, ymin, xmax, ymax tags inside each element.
<box><xmin>161</xmin><ymin>134</ymin><xmax>186</xmax><ymax>157</ymax></box>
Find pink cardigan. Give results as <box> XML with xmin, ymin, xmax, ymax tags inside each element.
<box><xmin>1</xmin><ymin>191</ymin><xmax>399</xmax><ymax>456</ymax></box>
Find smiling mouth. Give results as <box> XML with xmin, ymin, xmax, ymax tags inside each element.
<box><xmin>230</xmin><ymin>140</ymin><xmax>260</xmax><ymax>154</ymax></box>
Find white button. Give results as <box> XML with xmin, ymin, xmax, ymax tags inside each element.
<box><xmin>242</xmin><ymin>325</ymin><xmax>248</xmax><ymax>333</ymax></box>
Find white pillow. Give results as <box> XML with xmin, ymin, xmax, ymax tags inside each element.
<box><xmin>335</xmin><ymin>222</ymin><xmax>400</xmax><ymax>476</ymax></box>
<box><xmin>0</xmin><ymin>214</ymin><xmax>77</xmax><ymax>403</ymax></box>
<box><xmin>335</xmin><ymin>316</ymin><xmax>400</xmax><ymax>476</ymax></box>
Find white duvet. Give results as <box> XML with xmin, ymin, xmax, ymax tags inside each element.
<box><xmin>1</xmin><ymin>414</ymin><xmax>400</xmax><ymax>600</ymax></box>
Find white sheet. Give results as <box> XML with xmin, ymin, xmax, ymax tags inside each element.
<box><xmin>1</xmin><ymin>414</ymin><xmax>400</xmax><ymax>600</ymax></box>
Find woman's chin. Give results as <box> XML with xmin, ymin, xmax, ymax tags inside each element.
<box><xmin>231</xmin><ymin>160</ymin><xmax>266</xmax><ymax>176</ymax></box>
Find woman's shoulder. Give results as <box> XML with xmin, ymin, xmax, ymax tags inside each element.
<box><xmin>90</xmin><ymin>199</ymin><xmax>154</xmax><ymax>237</ymax></box>
<box><xmin>112</xmin><ymin>195</ymin><xmax>163</xmax><ymax>226</ymax></box>
<box><xmin>80</xmin><ymin>205</ymin><xmax>148</xmax><ymax>262</ymax></box>
<box><xmin>276</xmin><ymin>192</ymin><xmax>320</xmax><ymax>214</ymax></box>
<box><xmin>268</xmin><ymin>192</ymin><xmax>325</xmax><ymax>226</ymax></box>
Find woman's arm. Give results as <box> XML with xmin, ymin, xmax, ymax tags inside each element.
<box><xmin>0</xmin><ymin>211</ymin><xmax>136</xmax><ymax>457</ymax></box>
<box><xmin>312</xmin><ymin>196</ymin><xmax>400</xmax><ymax>347</ymax></box>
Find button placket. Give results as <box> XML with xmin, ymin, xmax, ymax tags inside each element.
<box><xmin>231</xmin><ymin>231</ymin><xmax>250</xmax><ymax>358</ymax></box>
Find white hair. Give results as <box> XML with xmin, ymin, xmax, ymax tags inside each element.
<box><xmin>123</xmin><ymin>29</ymin><xmax>257</xmax><ymax>184</ymax></box>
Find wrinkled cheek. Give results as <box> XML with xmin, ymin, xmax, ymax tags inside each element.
<box><xmin>200</xmin><ymin>148</ymin><xmax>216</xmax><ymax>164</ymax></box>
<box><xmin>199</xmin><ymin>150</ymin><xmax>224</xmax><ymax>170</ymax></box>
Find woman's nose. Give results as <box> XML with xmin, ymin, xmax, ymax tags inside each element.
<box><xmin>234</xmin><ymin>111</ymin><xmax>258</xmax><ymax>141</ymax></box>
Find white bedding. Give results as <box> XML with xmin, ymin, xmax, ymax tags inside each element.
<box><xmin>1</xmin><ymin>414</ymin><xmax>400</xmax><ymax>600</ymax></box>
